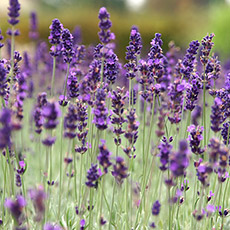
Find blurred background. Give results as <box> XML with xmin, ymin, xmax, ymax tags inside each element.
<box><xmin>0</xmin><ymin>0</ymin><xmax>230</xmax><ymax>60</ymax></box>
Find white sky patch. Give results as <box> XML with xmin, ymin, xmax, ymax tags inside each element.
<box><xmin>126</xmin><ymin>0</ymin><xmax>146</xmax><ymax>11</ymax></box>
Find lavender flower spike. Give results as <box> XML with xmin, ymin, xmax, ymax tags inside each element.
<box><xmin>49</xmin><ymin>18</ymin><xmax>63</xmax><ymax>57</ymax></box>
<box><xmin>98</xmin><ymin>7</ymin><xmax>115</xmax><ymax>44</ymax></box>
<box><xmin>8</xmin><ymin>0</ymin><xmax>21</xmax><ymax>26</ymax></box>
<box><xmin>5</xmin><ymin>195</ymin><xmax>26</xmax><ymax>226</ymax></box>
<box><xmin>112</xmin><ymin>156</ymin><xmax>129</xmax><ymax>185</ymax></box>
<box><xmin>61</xmin><ymin>28</ymin><xmax>74</xmax><ymax>64</ymax></box>
<box><xmin>29</xmin><ymin>11</ymin><xmax>39</xmax><ymax>40</ymax></box>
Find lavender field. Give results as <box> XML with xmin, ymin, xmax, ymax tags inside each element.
<box><xmin>1</xmin><ymin>0</ymin><xmax>230</xmax><ymax>229</ymax></box>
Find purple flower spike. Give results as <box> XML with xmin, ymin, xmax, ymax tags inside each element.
<box><xmin>64</xmin><ymin>103</ymin><xmax>78</xmax><ymax>139</ymax></box>
<box><xmin>8</xmin><ymin>0</ymin><xmax>21</xmax><ymax>26</ymax></box>
<box><xmin>75</xmin><ymin>100</ymin><xmax>88</xmax><ymax>154</ymax></box>
<box><xmin>86</xmin><ymin>164</ymin><xmax>100</xmax><ymax>189</ymax></box>
<box><xmin>123</xmin><ymin>109</ymin><xmax>139</xmax><ymax>158</ymax></box>
<box><xmin>210</xmin><ymin>97</ymin><xmax>224</xmax><ymax>133</ymax></box>
<box><xmin>112</xmin><ymin>156</ymin><xmax>129</xmax><ymax>185</ymax></box>
<box><xmin>98</xmin><ymin>7</ymin><xmax>115</xmax><ymax>44</ymax></box>
<box><xmin>98</xmin><ymin>140</ymin><xmax>112</xmax><ymax>174</ymax></box>
<box><xmin>44</xmin><ymin>223</ymin><xmax>63</xmax><ymax>230</ymax></box>
<box><xmin>158</xmin><ymin>136</ymin><xmax>173</xmax><ymax>171</ymax></box>
<box><xmin>187</xmin><ymin>125</ymin><xmax>205</xmax><ymax>155</ymax></box>
<box><xmin>5</xmin><ymin>195</ymin><xmax>26</xmax><ymax>225</ymax></box>
<box><xmin>0</xmin><ymin>29</ymin><xmax>4</xmax><ymax>48</ymax></box>
<box><xmin>61</xmin><ymin>28</ymin><xmax>74</xmax><ymax>63</ymax></box>
<box><xmin>0</xmin><ymin>108</ymin><xmax>12</xmax><ymax>149</ymax></box>
<box><xmin>152</xmin><ymin>200</ymin><xmax>161</xmax><ymax>215</ymax></box>
<box><xmin>49</xmin><ymin>19</ymin><xmax>63</xmax><ymax>57</ymax></box>
<box><xmin>181</xmin><ymin>40</ymin><xmax>200</xmax><ymax>80</ymax></box>
<box><xmin>200</xmin><ymin>33</ymin><xmax>215</xmax><ymax>66</ymax></box>
<box><xmin>125</xmin><ymin>26</ymin><xmax>142</xmax><ymax>80</ymax></box>
<box><xmin>29</xmin><ymin>11</ymin><xmax>39</xmax><ymax>40</ymax></box>
<box><xmin>93</xmin><ymin>88</ymin><xmax>109</xmax><ymax>130</ymax></box>
<box><xmin>170</xmin><ymin>140</ymin><xmax>189</xmax><ymax>177</ymax></box>
<box><xmin>29</xmin><ymin>186</ymin><xmax>47</xmax><ymax>222</ymax></box>
<box><xmin>42</xmin><ymin>101</ymin><xmax>61</xmax><ymax>130</ymax></box>
<box><xmin>80</xmin><ymin>219</ymin><xmax>86</xmax><ymax>230</ymax></box>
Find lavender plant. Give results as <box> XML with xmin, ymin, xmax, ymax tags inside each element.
<box><xmin>1</xmin><ymin>3</ymin><xmax>230</xmax><ymax>230</ymax></box>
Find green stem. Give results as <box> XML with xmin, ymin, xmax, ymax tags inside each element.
<box><xmin>78</xmin><ymin>154</ymin><xmax>83</xmax><ymax>206</ymax></box>
<box><xmin>108</xmin><ymin>145</ymin><xmax>118</xmax><ymax>230</ymax></box>
<box><xmin>6</xmin><ymin>147</ymin><xmax>14</xmax><ymax>196</ymax></box>
<box><xmin>50</xmin><ymin>55</ymin><xmax>57</xmax><ymax>96</ymax></box>
<box><xmin>58</xmin><ymin>107</ymin><xmax>64</xmax><ymax>219</ymax></box>
<box><xmin>89</xmin><ymin>189</ymin><xmax>94</xmax><ymax>230</ymax></box>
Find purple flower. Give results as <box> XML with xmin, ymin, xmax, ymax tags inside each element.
<box><xmin>8</xmin><ymin>0</ymin><xmax>21</xmax><ymax>26</ymax></box>
<box><xmin>221</xmin><ymin>121</ymin><xmax>230</xmax><ymax>145</ymax></box>
<box><xmin>112</xmin><ymin>156</ymin><xmax>129</xmax><ymax>185</ymax></box>
<box><xmin>147</xmin><ymin>34</ymin><xmax>169</xmax><ymax>91</ymax></box>
<box><xmin>67</xmin><ymin>72</ymin><xmax>80</xmax><ymax>99</ymax></box>
<box><xmin>72</xmin><ymin>26</ymin><xmax>82</xmax><ymax>45</ymax></box>
<box><xmin>5</xmin><ymin>195</ymin><xmax>26</xmax><ymax>225</ymax></box>
<box><xmin>58</xmin><ymin>95</ymin><xmax>68</xmax><ymax>107</ymax></box>
<box><xmin>124</xmin><ymin>26</ymin><xmax>142</xmax><ymax>80</ymax></box>
<box><xmin>64</xmin><ymin>103</ymin><xmax>78</xmax><ymax>139</ymax></box>
<box><xmin>29</xmin><ymin>11</ymin><xmax>39</xmax><ymax>40</ymax></box>
<box><xmin>97</xmin><ymin>140</ymin><xmax>112</xmax><ymax>173</ymax></box>
<box><xmin>75</xmin><ymin>100</ymin><xmax>88</xmax><ymax>154</ymax></box>
<box><xmin>0</xmin><ymin>29</ymin><xmax>4</xmax><ymax>48</ymax></box>
<box><xmin>49</xmin><ymin>19</ymin><xmax>63</xmax><ymax>57</ymax></box>
<box><xmin>80</xmin><ymin>219</ymin><xmax>85</xmax><ymax>230</ymax></box>
<box><xmin>86</xmin><ymin>164</ymin><xmax>100</xmax><ymax>189</ymax></box>
<box><xmin>200</xmin><ymin>33</ymin><xmax>215</xmax><ymax>66</ymax></box>
<box><xmin>44</xmin><ymin>223</ymin><xmax>63</xmax><ymax>230</ymax></box>
<box><xmin>98</xmin><ymin>7</ymin><xmax>115</xmax><ymax>44</ymax></box>
<box><xmin>168</xmin><ymin>79</ymin><xmax>186</xmax><ymax>124</ymax></box>
<box><xmin>0</xmin><ymin>108</ymin><xmax>12</xmax><ymax>149</ymax></box>
<box><xmin>210</xmin><ymin>97</ymin><xmax>224</xmax><ymax>133</ymax></box>
<box><xmin>104</xmin><ymin>50</ymin><xmax>119</xmax><ymax>84</ymax></box>
<box><xmin>93</xmin><ymin>88</ymin><xmax>109</xmax><ymax>130</ymax></box>
<box><xmin>150</xmin><ymin>222</ymin><xmax>156</xmax><ymax>228</ymax></box>
<box><xmin>196</xmin><ymin>162</ymin><xmax>212</xmax><ymax>186</ymax></box>
<box><xmin>42</xmin><ymin>101</ymin><xmax>61</xmax><ymax>146</ymax></box>
<box><xmin>170</xmin><ymin>140</ymin><xmax>189</xmax><ymax>177</ymax></box>
<box><xmin>0</xmin><ymin>63</ymin><xmax>8</xmax><ymax>100</ymax></box>
<box><xmin>185</xmin><ymin>75</ymin><xmax>201</xmax><ymax>111</ymax></box>
<box><xmin>152</xmin><ymin>200</ymin><xmax>161</xmax><ymax>215</ymax></box>
<box><xmin>187</xmin><ymin>125</ymin><xmax>205</xmax><ymax>155</ymax></box>
<box><xmin>42</xmin><ymin>101</ymin><xmax>61</xmax><ymax>130</ymax></box>
<box><xmin>123</xmin><ymin>109</ymin><xmax>139</xmax><ymax>158</ymax></box>
<box><xmin>29</xmin><ymin>186</ymin><xmax>46</xmax><ymax>222</ymax></box>
<box><xmin>181</xmin><ymin>40</ymin><xmax>199</xmax><ymax>80</ymax></box>
<box><xmin>61</xmin><ymin>28</ymin><xmax>74</xmax><ymax>63</ymax></box>
<box><xmin>158</xmin><ymin>136</ymin><xmax>173</xmax><ymax>171</ymax></box>
<box><xmin>110</xmin><ymin>87</ymin><xmax>127</xmax><ymax>146</ymax></box>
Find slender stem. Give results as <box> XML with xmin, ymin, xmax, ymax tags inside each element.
<box><xmin>109</xmin><ymin>145</ymin><xmax>118</xmax><ymax>230</ymax></box>
<box><xmin>6</xmin><ymin>147</ymin><xmax>14</xmax><ymax>196</ymax></box>
<box><xmin>78</xmin><ymin>153</ymin><xmax>83</xmax><ymax>206</ymax></box>
<box><xmin>50</xmin><ymin>55</ymin><xmax>57</xmax><ymax>96</ymax></box>
<box><xmin>58</xmin><ymin>107</ymin><xmax>64</xmax><ymax>219</ymax></box>
<box><xmin>89</xmin><ymin>189</ymin><xmax>94</xmax><ymax>230</ymax></box>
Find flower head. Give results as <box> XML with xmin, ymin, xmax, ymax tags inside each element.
<box><xmin>98</xmin><ymin>7</ymin><xmax>115</xmax><ymax>44</ymax></box>
<box><xmin>8</xmin><ymin>0</ymin><xmax>21</xmax><ymax>26</ymax></box>
<box><xmin>152</xmin><ymin>200</ymin><xmax>161</xmax><ymax>215</ymax></box>
<box><xmin>5</xmin><ymin>195</ymin><xmax>26</xmax><ymax>225</ymax></box>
